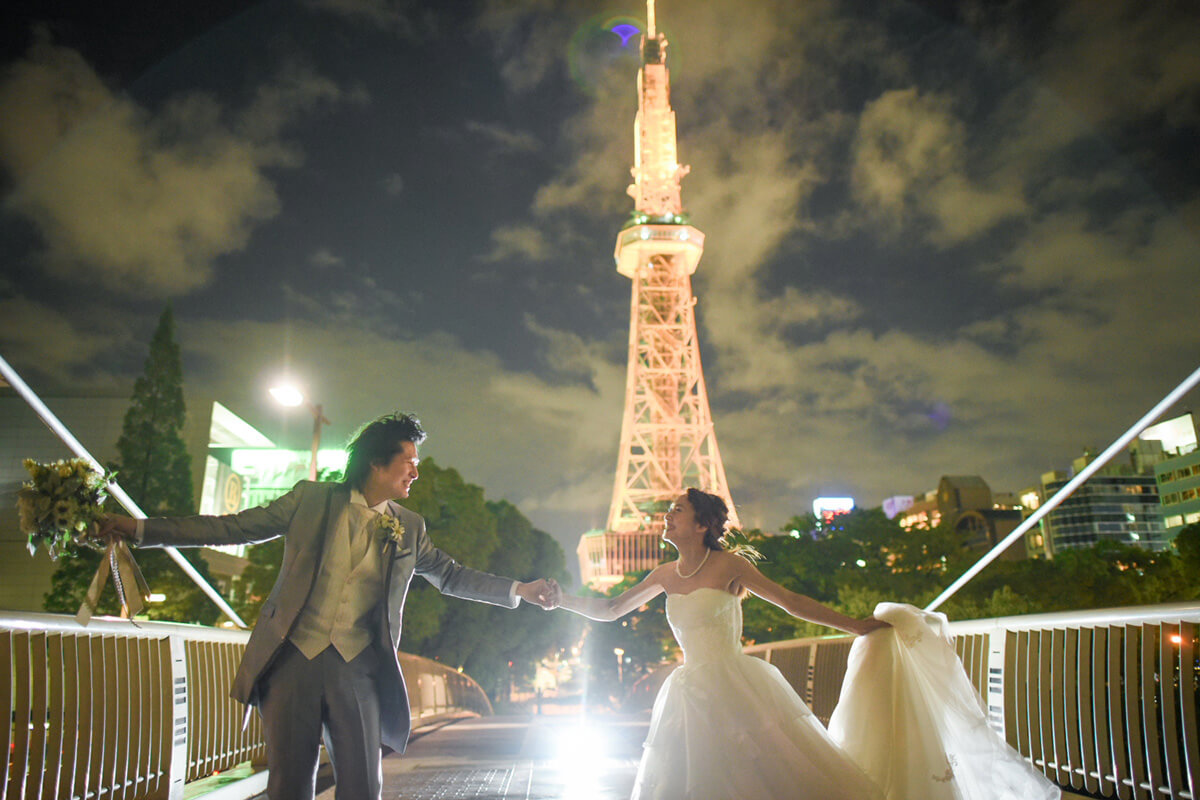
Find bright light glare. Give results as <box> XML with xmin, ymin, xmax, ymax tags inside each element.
<box><xmin>553</xmin><ymin>722</ymin><xmax>613</xmax><ymax>799</ymax></box>
<box><xmin>147</xmin><ymin>593</ymin><xmax>167</xmax><ymax>603</ymax></box>
<box><xmin>1170</xmin><ymin>634</ymin><xmax>1183</xmax><ymax>645</ymax></box>
<box><xmin>269</xmin><ymin>385</ymin><xmax>305</xmax><ymax>407</ymax></box>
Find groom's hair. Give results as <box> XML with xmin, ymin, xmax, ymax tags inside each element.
<box><xmin>343</xmin><ymin>412</ymin><xmax>427</xmax><ymax>489</ymax></box>
<box><xmin>687</xmin><ymin>488</ymin><xmax>730</xmax><ymax>551</ymax></box>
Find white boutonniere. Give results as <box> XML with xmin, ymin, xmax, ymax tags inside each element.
<box><xmin>377</xmin><ymin>515</ymin><xmax>410</xmax><ymax>555</ymax></box>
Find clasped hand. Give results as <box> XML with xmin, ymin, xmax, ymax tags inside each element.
<box><xmin>516</xmin><ymin>577</ymin><xmax>563</xmax><ymax>610</ymax></box>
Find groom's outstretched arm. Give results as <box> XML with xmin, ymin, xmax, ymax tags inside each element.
<box><xmin>414</xmin><ymin>517</ymin><xmax>559</xmax><ymax>609</ymax></box>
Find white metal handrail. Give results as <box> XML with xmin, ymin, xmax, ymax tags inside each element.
<box><xmin>743</xmin><ymin>602</ymin><xmax>1200</xmax><ymax>800</ymax></box>
<box><xmin>2</xmin><ymin>612</ymin><xmax>494</xmax><ymax>800</ymax></box>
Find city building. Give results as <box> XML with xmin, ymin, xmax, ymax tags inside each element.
<box><xmin>0</xmin><ymin>392</ymin><xmax>273</xmax><ymax>612</ymax></box>
<box><xmin>1037</xmin><ymin>440</ymin><xmax>1168</xmax><ymax>553</ymax></box>
<box><xmin>1143</xmin><ymin>413</ymin><xmax>1200</xmax><ymax>541</ymax></box>
<box><xmin>892</xmin><ymin>477</ymin><xmax>1027</xmax><ymax>558</ymax></box>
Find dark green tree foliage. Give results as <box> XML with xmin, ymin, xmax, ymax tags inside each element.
<box><xmin>44</xmin><ymin>305</ymin><xmax>220</xmax><ymax>624</ymax></box>
<box><xmin>734</xmin><ymin>507</ymin><xmax>1199</xmax><ymax>643</ymax></box>
<box><xmin>399</xmin><ymin>458</ymin><xmax>573</xmax><ymax>702</ymax></box>
<box><xmin>117</xmin><ymin>305</ymin><xmax>194</xmax><ymax>516</ymax></box>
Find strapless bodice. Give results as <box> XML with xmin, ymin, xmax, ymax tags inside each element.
<box><xmin>665</xmin><ymin>588</ymin><xmax>743</xmax><ymax>664</ymax></box>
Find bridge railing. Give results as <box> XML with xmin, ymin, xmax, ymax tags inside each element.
<box><xmin>2</xmin><ymin>611</ymin><xmax>493</xmax><ymax>800</ymax></box>
<box><xmin>744</xmin><ymin>602</ymin><xmax>1200</xmax><ymax>800</ymax></box>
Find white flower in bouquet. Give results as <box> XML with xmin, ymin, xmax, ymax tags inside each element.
<box><xmin>17</xmin><ymin>458</ymin><xmax>113</xmax><ymax>560</ymax></box>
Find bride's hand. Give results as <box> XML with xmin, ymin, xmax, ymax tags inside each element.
<box><xmin>855</xmin><ymin>616</ymin><xmax>890</xmax><ymax>636</ymax></box>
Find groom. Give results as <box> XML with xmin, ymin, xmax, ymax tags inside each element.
<box><xmin>100</xmin><ymin>411</ymin><xmax>560</xmax><ymax>800</ymax></box>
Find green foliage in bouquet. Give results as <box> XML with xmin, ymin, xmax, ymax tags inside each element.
<box><xmin>17</xmin><ymin>458</ymin><xmax>113</xmax><ymax>560</ymax></box>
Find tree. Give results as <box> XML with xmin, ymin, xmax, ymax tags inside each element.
<box><xmin>44</xmin><ymin>305</ymin><xmax>220</xmax><ymax>624</ymax></box>
<box><xmin>399</xmin><ymin>458</ymin><xmax>573</xmax><ymax>702</ymax></box>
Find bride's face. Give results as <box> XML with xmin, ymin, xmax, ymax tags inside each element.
<box><xmin>663</xmin><ymin>494</ymin><xmax>703</xmax><ymax>546</ymax></box>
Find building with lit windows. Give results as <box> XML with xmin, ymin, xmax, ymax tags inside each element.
<box><xmin>888</xmin><ymin>476</ymin><xmax>1027</xmax><ymax>558</ymax></box>
<box><xmin>1144</xmin><ymin>413</ymin><xmax>1200</xmax><ymax>542</ymax></box>
<box><xmin>1038</xmin><ymin>441</ymin><xmax>1168</xmax><ymax>553</ymax></box>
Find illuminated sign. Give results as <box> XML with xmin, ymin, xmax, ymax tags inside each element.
<box><xmin>813</xmin><ymin>497</ymin><xmax>854</xmax><ymax>525</ymax></box>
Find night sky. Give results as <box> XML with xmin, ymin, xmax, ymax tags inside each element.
<box><xmin>2</xmin><ymin>0</ymin><xmax>1198</xmax><ymax>576</ymax></box>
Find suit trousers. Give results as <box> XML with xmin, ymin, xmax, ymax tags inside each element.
<box><xmin>260</xmin><ymin>641</ymin><xmax>383</xmax><ymax>800</ymax></box>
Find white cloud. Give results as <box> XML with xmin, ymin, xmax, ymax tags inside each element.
<box><xmin>850</xmin><ymin>88</ymin><xmax>1026</xmax><ymax>245</ymax></box>
<box><xmin>464</xmin><ymin>121</ymin><xmax>539</xmax><ymax>154</ymax></box>
<box><xmin>303</xmin><ymin>0</ymin><xmax>419</xmax><ymax>35</ymax></box>
<box><xmin>309</xmin><ymin>248</ymin><xmax>345</xmax><ymax>268</ymax></box>
<box><xmin>0</xmin><ymin>41</ymin><xmax>342</xmax><ymax>298</ymax></box>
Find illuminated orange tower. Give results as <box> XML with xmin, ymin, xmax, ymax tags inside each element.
<box><xmin>579</xmin><ymin>0</ymin><xmax>738</xmax><ymax>587</ymax></box>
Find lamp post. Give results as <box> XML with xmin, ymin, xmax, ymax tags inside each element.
<box><xmin>270</xmin><ymin>384</ymin><xmax>331</xmax><ymax>481</ymax></box>
<box><xmin>613</xmin><ymin>647</ymin><xmax>625</xmax><ymax>685</ymax></box>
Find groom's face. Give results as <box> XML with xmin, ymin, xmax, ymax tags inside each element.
<box><xmin>372</xmin><ymin>440</ymin><xmax>421</xmax><ymax>499</ymax></box>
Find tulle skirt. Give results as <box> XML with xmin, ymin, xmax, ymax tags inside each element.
<box><xmin>828</xmin><ymin>603</ymin><xmax>1060</xmax><ymax>800</ymax></box>
<box><xmin>631</xmin><ymin>649</ymin><xmax>883</xmax><ymax>800</ymax></box>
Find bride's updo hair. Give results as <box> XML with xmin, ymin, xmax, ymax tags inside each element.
<box><xmin>686</xmin><ymin>488</ymin><xmax>729</xmax><ymax>551</ymax></box>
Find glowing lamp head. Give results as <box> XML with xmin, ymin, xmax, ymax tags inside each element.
<box><xmin>270</xmin><ymin>385</ymin><xmax>305</xmax><ymax>408</ymax></box>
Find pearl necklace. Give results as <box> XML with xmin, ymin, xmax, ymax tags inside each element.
<box><xmin>675</xmin><ymin>548</ymin><xmax>711</xmax><ymax>580</ymax></box>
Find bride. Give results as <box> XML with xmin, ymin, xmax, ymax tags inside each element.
<box><xmin>552</xmin><ymin>488</ymin><xmax>1060</xmax><ymax>800</ymax></box>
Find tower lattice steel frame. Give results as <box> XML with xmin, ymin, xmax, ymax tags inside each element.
<box><xmin>579</xmin><ymin>0</ymin><xmax>738</xmax><ymax>587</ymax></box>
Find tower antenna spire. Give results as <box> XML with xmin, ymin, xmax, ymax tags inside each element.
<box><xmin>577</xmin><ymin>0</ymin><xmax>738</xmax><ymax>588</ymax></box>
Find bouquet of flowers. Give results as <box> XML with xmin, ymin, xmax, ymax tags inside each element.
<box><xmin>17</xmin><ymin>458</ymin><xmax>112</xmax><ymax>559</ymax></box>
<box><xmin>16</xmin><ymin>457</ymin><xmax>148</xmax><ymax>625</ymax></box>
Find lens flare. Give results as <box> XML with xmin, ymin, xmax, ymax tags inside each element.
<box><xmin>566</xmin><ymin>16</ymin><xmax>643</xmax><ymax>93</ymax></box>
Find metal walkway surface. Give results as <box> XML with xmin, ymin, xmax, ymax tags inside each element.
<box><xmin>316</xmin><ymin>713</ymin><xmax>649</xmax><ymax>800</ymax></box>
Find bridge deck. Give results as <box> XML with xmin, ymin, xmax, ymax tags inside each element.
<box><xmin>295</xmin><ymin>711</ymin><xmax>1092</xmax><ymax>800</ymax></box>
<box><xmin>318</xmin><ymin>712</ymin><xmax>648</xmax><ymax>800</ymax></box>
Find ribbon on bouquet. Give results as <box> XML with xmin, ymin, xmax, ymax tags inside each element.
<box><xmin>76</xmin><ymin>532</ymin><xmax>151</xmax><ymax>627</ymax></box>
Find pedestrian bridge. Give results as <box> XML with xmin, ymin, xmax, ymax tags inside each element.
<box><xmin>3</xmin><ymin>603</ymin><xmax>1197</xmax><ymax>800</ymax></box>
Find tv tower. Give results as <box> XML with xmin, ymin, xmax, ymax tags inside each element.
<box><xmin>578</xmin><ymin>0</ymin><xmax>738</xmax><ymax>587</ymax></box>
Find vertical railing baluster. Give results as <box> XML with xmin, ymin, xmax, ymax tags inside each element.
<box><xmin>27</xmin><ymin>632</ymin><xmax>48</xmax><ymax>800</ymax></box>
<box><xmin>1140</xmin><ymin>624</ymin><xmax>1164</xmax><ymax>797</ymax></box>
<box><xmin>1077</xmin><ymin>626</ymin><xmax>1100</xmax><ymax>795</ymax></box>
<box><xmin>59</xmin><ymin>635</ymin><xmax>80</xmax><ymax>800</ymax></box>
<box><xmin>1109</xmin><ymin>625</ymin><xmax>1132</xmax><ymax>800</ymax></box>
<box><xmin>2</xmin><ymin>631</ymin><xmax>19</xmax><ymax>800</ymax></box>
<box><xmin>103</xmin><ymin>635</ymin><xmax>123</xmax><ymax>799</ymax></box>
<box><xmin>10</xmin><ymin>632</ymin><xmax>32</xmax><ymax>800</ymax></box>
<box><xmin>1159</xmin><ymin>623</ymin><xmax>1185</xmax><ymax>797</ymax></box>
<box><xmin>87</xmin><ymin>636</ymin><xmax>107</xmax><ymax>798</ymax></box>
<box><xmin>114</xmin><ymin>636</ymin><xmax>132</xmax><ymax>800</ymax></box>
<box><xmin>1037</xmin><ymin>629</ymin><xmax>1055</xmax><ymax>776</ymax></box>
<box><xmin>1049</xmin><ymin>627</ymin><xmax>1068</xmax><ymax>783</ymax></box>
<box><xmin>1176</xmin><ymin>620</ymin><xmax>1198</xmax><ymax>800</ymax></box>
<box><xmin>45</xmin><ymin>634</ymin><xmax>64</xmax><ymax>800</ymax></box>
<box><xmin>1124</xmin><ymin>625</ymin><xmax>1149</xmax><ymax>800</ymax></box>
<box><xmin>1062</xmin><ymin>626</ymin><xmax>1083</xmax><ymax>789</ymax></box>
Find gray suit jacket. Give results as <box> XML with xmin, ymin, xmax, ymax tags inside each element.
<box><xmin>139</xmin><ymin>480</ymin><xmax>518</xmax><ymax>751</ymax></box>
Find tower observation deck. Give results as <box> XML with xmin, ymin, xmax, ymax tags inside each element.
<box><xmin>579</xmin><ymin>0</ymin><xmax>738</xmax><ymax>588</ymax></box>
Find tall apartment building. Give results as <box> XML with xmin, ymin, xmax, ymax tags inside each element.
<box><xmin>1038</xmin><ymin>441</ymin><xmax>1168</xmax><ymax>554</ymax></box>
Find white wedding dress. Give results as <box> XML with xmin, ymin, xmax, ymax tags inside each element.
<box><xmin>631</xmin><ymin>590</ymin><xmax>1059</xmax><ymax>800</ymax></box>
<box><xmin>830</xmin><ymin>602</ymin><xmax>1060</xmax><ymax>800</ymax></box>
<box><xmin>631</xmin><ymin>588</ymin><xmax>883</xmax><ymax>800</ymax></box>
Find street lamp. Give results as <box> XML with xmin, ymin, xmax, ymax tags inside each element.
<box><xmin>613</xmin><ymin>647</ymin><xmax>625</xmax><ymax>685</ymax></box>
<box><xmin>270</xmin><ymin>384</ymin><xmax>331</xmax><ymax>481</ymax></box>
